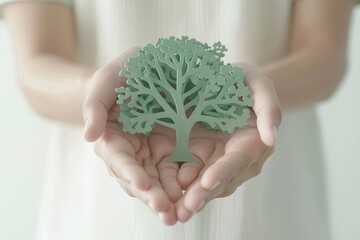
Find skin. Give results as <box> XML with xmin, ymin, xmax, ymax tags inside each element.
<box><xmin>2</xmin><ymin>0</ymin><xmax>353</xmax><ymax>225</ymax></box>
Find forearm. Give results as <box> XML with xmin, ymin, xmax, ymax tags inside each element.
<box><xmin>2</xmin><ymin>2</ymin><xmax>94</xmax><ymax>124</ymax></box>
<box><xmin>261</xmin><ymin>0</ymin><xmax>354</xmax><ymax>110</ymax></box>
<box><xmin>19</xmin><ymin>54</ymin><xmax>95</xmax><ymax>124</ymax></box>
<box><xmin>261</xmin><ymin>43</ymin><xmax>347</xmax><ymax>110</ymax></box>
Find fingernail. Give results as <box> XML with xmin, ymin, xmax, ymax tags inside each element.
<box><xmin>196</xmin><ymin>200</ymin><xmax>206</xmax><ymax>212</ymax></box>
<box><xmin>210</xmin><ymin>180</ymin><xmax>221</xmax><ymax>190</ymax></box>
<box><xmin>273</xmin><ymin>124</ymin><xmax>278</xmax><ymax>145</ymax></box>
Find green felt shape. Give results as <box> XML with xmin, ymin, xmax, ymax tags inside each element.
<box><xmin>116</xmin><ymin>36</ymin><xmax>253</xmax><ymax>163</ymax></box>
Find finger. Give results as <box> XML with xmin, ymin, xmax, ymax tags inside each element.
<box><xmin>176</xmin><ymin>179</ymin><xmax>221</xmax><ymax>223</ymax></box>
<box><xmin>201</xmin><ymin>130</ymin><xmax>270</xmax><ymax>190</ymax></box>
<box><xmin>239</xmin><ymin>63</ymin><xmax>282</xmax><ymax>146</ymax></box>
<box><xmin>177</xmin><ymin>142</ymin><xmax>273</xmax><ymax>222</ymax></box>
<box><xmin>108</xmin><ymin>151</ymin><xmax>152</xmax><ymax>191</ymax></box>
<box><xmin>176</xmin><ymin>202</ymin><xmax>193</xmax><ymax>223</ymax></box>
<box><xmin>183</xmin><ymin>182</ymin><xmax>208</xmax><ymax>212</ymax></box>
<box><xmin>178</xmin><ymin>162</ymin><xmax>203</xmax><ymax>189</ymax></box>
<box><xmin>157</xmin><ymin>162</ymin><xmax>182</xmax><ymax>203</ymax></box>
<box><xmin>116</xmin><ymin>179</ymin><xmax>135</xmax><ymax>197</ymax></box>
<box><xmin>116</xmin><ymin>177</ymin><xmax>175</xmax><ymax>217</ymax></box>
<box><xmin>212</xmin><ymin>159</ymin><xmax>266</xmax><ymax>200</ymax></box>
<box><xmin>147</xmin><ymin>130</ymin><xmax>183</xmax><ymax>202</ymax></box>
<box><xmin>95</xmin><ymin>134</ymin><xmax>152</xmax><ymax>191</ymax></box>
<box><xmin>176</xmin><ymin>179</ymin><xmax>205</xmax><ymax>223</ymax></box>
<box><xmin>82</xmin><ymin>47</ymin><xmax>140</xmax><ymax>142</ymax></box>
<box><xmin>144</xmin><ymin>181</ymin><xmax>173</xmax><ymax>214</ymax></box>
<box><xmin>178</xmin><ymin>137</ymin><xmax>221</xmax><ymax>190</ymax></box>
<box><xmin>217</xmin><ymin>182</ymin><xmax>241</xmax><ymax>198</ymax></box>
<box><xmin>190</xmin><ymin>149</ymin><xmax>270</xmax><ymax>208</ymax></box>
<box><xmin>138</xmin><ymin>157</ymin><xmax>178</xmax><ymax>214</ymax></box>
<box><xmin>159</xmin><ymin>203</ymin><xmax>178</xmax><ymax>226</ymax></box>
<box><xmin>200</xmin><ymin>151</ymin><xmax>250</xmax><ymax>191</ymax></box>
<box><xmin>238</xmin><ymin>146</ymin><xmax>273</xmax><ymax>181</ymax></box>
<box><xmin>116</xmin><ymin>159</ymin><xmax>177</xmax><ymax>219</ymax></box>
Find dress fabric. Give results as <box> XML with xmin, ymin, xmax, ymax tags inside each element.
<box><xmin>0</xmin><ymin>0</ymin><xmax>331</xmax><ymax>239</ymax></box>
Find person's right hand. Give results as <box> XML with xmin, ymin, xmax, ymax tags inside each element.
<box><xmin>82</xmin><ymin>48</ymin><xmax>181</xmax><ymax>225</ymax></box>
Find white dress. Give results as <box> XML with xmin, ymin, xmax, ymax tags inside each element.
<box><xmin>0</xmin><ymin>0</ymin><xmax>331</xmax><ymax>239</ymax></box>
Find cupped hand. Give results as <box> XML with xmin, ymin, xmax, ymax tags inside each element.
<box><xmin>82</xmin><ymin>51</ymin><xmax>281</xmax><ymax>225</ymax></box>
<box><xmin>82</xmin><ymin>47</ymin><xmax>183</xmax><ymax>225</ymax></box>
<box><xmin>175</xmin><ymin>63</ymin><xmax>282</xmax><ymax>222</ymax></box>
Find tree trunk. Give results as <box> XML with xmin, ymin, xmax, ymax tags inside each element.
<box><xmin>164</xmin><ymin>124</ymin><xmax>196</xmax><ymax>163</ymax></box>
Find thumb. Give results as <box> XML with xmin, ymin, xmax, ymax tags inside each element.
<box><xmin>82</xmin><ymin>97</ymin><xmax>109</xmax><ymax>142</ymax></box>
<box><xmin>239</xmin><ymin>63</ymin><xmax>282</xmax><ymax>146</ymax></box>
<box><xmin>82</xmin><ymin>47</ymin><xmax>140</xmax><ymax>142</ymax></box>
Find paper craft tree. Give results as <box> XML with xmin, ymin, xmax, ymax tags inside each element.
<box><xmin>116</xmin><ymin>36</ymin><xmax>253</xmax><ymax>163</ymax></box>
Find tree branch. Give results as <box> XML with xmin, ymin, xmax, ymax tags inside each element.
<box><xmin>197</xmin><ymin>115</ymin><xmax>229</xmax><ymax>127</ymax></box>
<box><xmin>130</xmin><ymin>110</ymin><xmax>170</xmax><ymax>120</ymax></box>
<box><xmin>140</xmin><ymin>76</ymin><xmax>176</xmax><ymax>115</ymax></box>
<box><xmin>154</xmin><ymin>119</ymin><xmax>176</xmax><ymax>129</ymax></box>
<box><xmin>184</xmin><ymin>96</ymin><xmax>200</xmax><ymax>111</ymax></box>
<box><xmin>183</xmin><ymin>83</ymin><xmax>202</xmax><ymax>100</ymax></box>
<box><xmin>210</xmin><ymin>104</ymin><xmax>239</xmax><ymax>119</ymax></box>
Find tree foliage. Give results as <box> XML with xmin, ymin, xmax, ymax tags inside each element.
<box><xmin>116</xmin><ymin>36</ymin><xmax>253</xmax><ymax>162</ymax></box>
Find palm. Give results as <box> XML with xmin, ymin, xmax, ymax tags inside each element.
<box><xmin>175</xmin><ymin>111</ymin><xmax>273</xmax><ymax>222</ymax></box>
<box><xmin>84</xmin><ymin>50</ymin><xmax>281</xmax><ymax>224</ymax></box>
<box><xmin>105</xmin><ymin>97</ymin><xmax>264</xmax><ymax>193</ymax></box>
<box><xmin>188</xmin><ymin>110</ymin><xmax>261</xmax><ymax>178</ymax></box>
<box><xmin>100</xmin><ymin>105</ymin><xmax>186</xmax><ymax>203</ymax></box>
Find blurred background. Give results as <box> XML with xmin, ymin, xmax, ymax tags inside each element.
<box><xmin>1</xmin><ymin>6</ymin><xmax>360</xmax><ymax>240</ymax></box>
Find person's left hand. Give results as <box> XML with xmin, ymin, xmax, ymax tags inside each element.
<box><xmin>175</xmin><ymin>63</ymin><xmax>282</xmax><ymax>222</ymax></box>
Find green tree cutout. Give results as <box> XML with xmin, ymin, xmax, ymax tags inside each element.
<box><xmin>116</xmin><ymin>36</ymin><xmax>253</xmax><ymax>163</ymax></box>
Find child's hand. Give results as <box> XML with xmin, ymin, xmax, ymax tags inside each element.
<box><xmin>175</xmin><ymin>64</ymin><xmax>282</xmax><ymax>222</ymax></box>
<box><xmin>82</xmin><ymin>48</ymin><xmax>181</xmax><ymax>225</ymax></box>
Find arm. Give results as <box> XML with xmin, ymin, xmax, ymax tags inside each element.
<box><xmin>261</xmin><ymin>0</ymin><xmax>354</xmax><ymax>110</ymax></box>
<box><xmin>3</xmin><ymin>2</ymin><xmax>180</xmax><ymax>224</ymax></box>
<box><xmin>175</xmin><ymin>0</ymin><xmax>355</xmax><ymax>222</ymax></box>
<box><xmin>3</xmin><ymin>2</ymin><xmax>95</xmax><ymax>124</ymax></box>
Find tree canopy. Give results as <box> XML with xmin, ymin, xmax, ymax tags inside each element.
<box><xmin>116</xmin><ymin>36</ymin><xmax>253</xmax><ymax>162</ymax></box>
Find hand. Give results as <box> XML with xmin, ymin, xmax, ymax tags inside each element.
<box><xmin>175</xmin><ymin>63</ymin><xmax>282</xmax><ymax>222</ymax></box>
<box><xmin>82</xmin><ymin>52</ymin><xmax>281</xmax><ymax>224</ymax></box>
<box><xmin>82</xmin><ymin>48</ymin><xmax>182</xmax><ymax>225</ymax></box>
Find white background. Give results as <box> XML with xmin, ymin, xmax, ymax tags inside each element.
<box><xmin>1</xmin><ymin>7</ymin><xmax>360</xmax><ymax>240</ymax></box>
